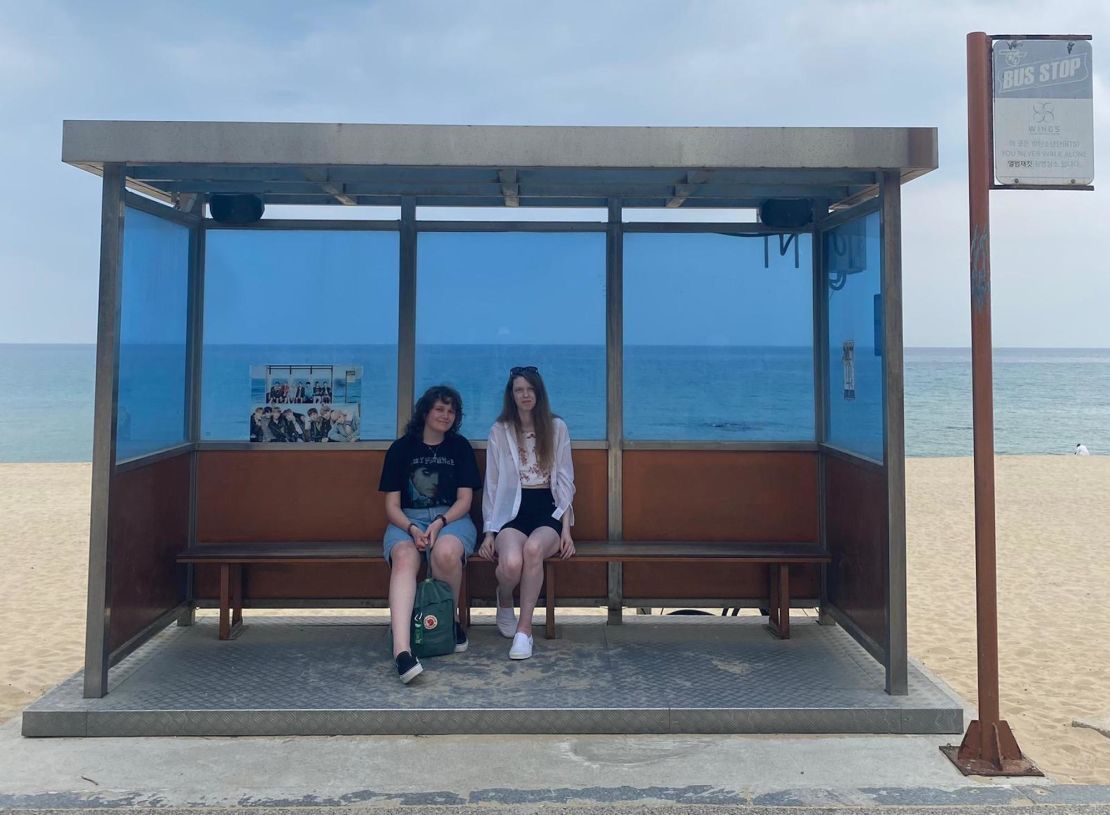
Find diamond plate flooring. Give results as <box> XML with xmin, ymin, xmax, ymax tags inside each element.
<box><xmin>23</xmin><ymin>615</ymin><xmax>964</xmax><ymax>737</ymax></box>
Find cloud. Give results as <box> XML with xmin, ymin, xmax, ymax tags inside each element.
<box><xmin>2</xmin><ymin>0</ymin><xmax>1110</xmax><ymax>343</ymax></box>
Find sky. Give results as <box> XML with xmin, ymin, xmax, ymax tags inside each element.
<box><xmin>2</xmin><ymin>0</ymin><xmax>1110</xmax><ymax>347</ymax></box>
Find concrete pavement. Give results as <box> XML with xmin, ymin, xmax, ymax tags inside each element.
<box><xmin>2</xmin><ymin>717</ymin><xmax>1110</xmax><ymax>814</ymax></box>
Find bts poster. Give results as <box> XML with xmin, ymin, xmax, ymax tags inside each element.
<box><xmin>247</xmin><ymin>364</ymin><xmax>362</xmax><ymax>443</ymax></box>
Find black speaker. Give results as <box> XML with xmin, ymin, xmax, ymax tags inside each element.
<box><xmin>759</xmin><ymin>199</ymin><xmax>813</xmax><ymax>229</ymax></box>
<box><xmin>209</xmin><ymin>194</ymin><xmax>265</xmax><ymax>225</ymax></box>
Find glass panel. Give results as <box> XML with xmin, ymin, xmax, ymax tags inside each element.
<box><xmin>117</xmin><ymin>208</ymin><xmax>190</xmax><ymax>460</ymax></box>
<box><xmin>825</xmin><ymin>210</ymin><xmax>884</xmax><ymax>461</ymax></box>
<box><xmin>623</xmin><ymin>232</ymin><xmax>814</xmax><ymax>440</ymax></box>
<box><xmin>201</xmin><ymin>230</ymin><xmax>399</xmax><ymax>440</ymax></box>
<box><xmin>416</xmin><ymin>232</ymin><xmax>606</xmax><ymax>440</ymax></box>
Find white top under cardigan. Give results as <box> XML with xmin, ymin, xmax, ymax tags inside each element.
<box><xmin>482</xmin><ymin>418</ymin><xmax>575</xmax><ymax>534</ymax></box>
<box><xmin>516</xmin><ymin>431</ymin><xmax>550</xmax><ymax>487</ymax></box>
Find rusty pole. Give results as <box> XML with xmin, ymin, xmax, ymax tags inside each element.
<box><xmin>941</xmin><ymin>31</ymin><xmax>1040</xmax><ymax>777</ymax></box>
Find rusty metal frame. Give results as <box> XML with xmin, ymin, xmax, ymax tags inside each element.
<box><xmin>941</xmin><ymin>30</ymin><xmax>1041</xmax><ymax>778</ymax></box>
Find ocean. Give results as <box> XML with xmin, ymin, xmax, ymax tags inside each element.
<box><xmin>1</xmin><ymin>344</ymin><xmax>1107</xmax><ymax>462</ymax></box>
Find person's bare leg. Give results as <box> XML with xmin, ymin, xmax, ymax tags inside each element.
<box><xmin>388</xmin><ymin>542</ymin><xmax>421</xmax><ymax>656</ymax></box>
<box><xmin>493</xmin><ymin>530</ymin><xmax>526</xmax><ymax>637</ymax></box>
<box><xmin>517</xmin><ymin>528</ymin><xmax>560</xmax><ymax>636</ymax></box>
<box><xmin>430</xmin><ymin>535</ymin><xmax>464</xmax><ymax>618</ymax></box>
<box><xmin>494</xmin><ymin>529</ymin><xmax>526</xmax><ymax>608</ymax></box>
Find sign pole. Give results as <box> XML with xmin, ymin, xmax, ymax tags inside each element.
<box><xmin>940</xmin><ymin>31</ymin><xmax>1041</xmax><ymax>777</ymax></box>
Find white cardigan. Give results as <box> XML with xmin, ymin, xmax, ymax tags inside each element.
<box><xmin>482</xmin><ymin>418</ymin><xmax>575</xmax><ymax>534</ymax></box>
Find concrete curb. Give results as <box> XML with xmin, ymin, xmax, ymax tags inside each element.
<box><xmin>2</xmin><ymin>784</ymin><xmax>1110</xmax><ymax>814</ymax></box>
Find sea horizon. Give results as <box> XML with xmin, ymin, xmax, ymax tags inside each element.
<box><xmin>2</xmin><ymin>343</ymin><xmax>1108</xmax><ymax>462</ymax></box>
<box><xmin>5</xmin><ymin>342</ymin><xmax>1110</xmax><ymax>349</ymax></box>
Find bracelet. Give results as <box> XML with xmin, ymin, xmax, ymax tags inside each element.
<box><xmin>407</xmin><ymin>522</ymin><xmax>419</xmax><ymax>535</ymax></box>
<box><xmin>433</xmin><ymin>514</ymin><xmax>448</xmax><ymax>527</ymax></box>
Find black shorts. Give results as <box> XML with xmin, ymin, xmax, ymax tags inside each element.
<box><xmin>501</xmin><ymin>487</ymin><xmax>561</xmax><ymax>537</ymax></box>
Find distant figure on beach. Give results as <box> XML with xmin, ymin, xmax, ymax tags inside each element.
<box><xmin>1074</xmin><ymin>443</ymin><xmax>1091</xmax><ymax>456</ymax></box>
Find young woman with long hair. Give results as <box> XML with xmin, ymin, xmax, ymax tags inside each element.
<box><xmin>478</xmin><ymin>367</ymin><xmax>575</xmax><ymax>660</ymax></box>
<box><xmin>379</xmin><ymin>385</ymin><xmax>480</xmax><ymax>683</ymax></box>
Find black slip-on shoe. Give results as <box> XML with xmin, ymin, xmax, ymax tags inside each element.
<box><xmin>395</xmin><ymin>650</ymin><xmax>423</xmax><ymax>684</ymax></box>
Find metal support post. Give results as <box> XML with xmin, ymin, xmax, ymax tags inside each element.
<box><xmin>606</xmin><ymin>199</ymin><xmax>624</xmax><ymax>624</ymax></box>
<box><xmin>180</xmin><ymin>218</ymin><xmax>205</xmax><ymax>627</ymax></box>
<box><xmin>942</xmin><ymin>31</ymin><xmax>1040</xmax><ymax>777</ymax></box>
<box><xmin>84</xmin><ymin>164</ymin><xmax>126</xmax><ymax>697</ymax></box>
<box><xmin>397</xmin><ymin>197</ymin><xmax>417</xmax><ymax>434</ymax></box>
<box><xmin>812</xmin><ymin>205</ymin><xmax>833</xmax><ymax>626</ymax></box>
<box><xmin>880</xmin><ymin>170</ymin><xmax>908</xmax><ymax>695</ymax></box>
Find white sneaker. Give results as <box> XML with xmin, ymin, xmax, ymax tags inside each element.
<box><xmin>509</xmin><ymin>632</ymin><xmax>533</xmax><ymax>660</ymax></box>
<box><xmin>495</xmin><ymin>590</ymin><xmax>517</xmax><ymax>638</ymax></box>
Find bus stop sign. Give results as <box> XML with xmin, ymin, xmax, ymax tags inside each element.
<box><xmin>992</xmin><ymin>38</ymin><xmax>1093</xmax><ymax>186</ymax></box>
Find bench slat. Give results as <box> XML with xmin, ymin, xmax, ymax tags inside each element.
<box><xmin>177</xmin><ymin>541</ymin><xmax>830</xmax><ymax>561</ymax></box>
<box><xmin>178</xmin><ymin>542</ymin><xmax>379</xmax><ymax>563</ymax></box>
<box><xmin>179</xmin><ymin>540</ymin><xmax>828</xmax><ymax>564</ymax></box>
<box><xmin>570</xmin><ymin>541</ymin><xmax>829</xmax><ymax>562</ymax></box>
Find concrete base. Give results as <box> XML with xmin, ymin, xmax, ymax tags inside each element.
<box><xmin>10</xmin><ymin>712</ymin><xmax>1110</xmax><ymax>814</ymax></box>
<box><xmin>23</xmin><ymin>615</ymin><xmax>963</xmax><ymax>738</ymax></box>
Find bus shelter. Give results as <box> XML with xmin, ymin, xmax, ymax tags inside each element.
<box><xmin>35</xmin><ymin>121</ymin><xmax>955</xmax><ymax>736</ymax></box>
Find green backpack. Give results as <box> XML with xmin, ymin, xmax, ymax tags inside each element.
<box><xmin>410</xmin><ymin>546</ymin><xmax>456</xmax><ymax>659</ymax></box>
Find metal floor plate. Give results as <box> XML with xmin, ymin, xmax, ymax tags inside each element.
<box><xmin>23</xmin><ymin>616</ymin><xmax>964</xmax><ymax>737</ymax></box>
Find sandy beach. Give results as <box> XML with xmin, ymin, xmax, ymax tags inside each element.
<box><xmin>0</xmin><ymin>457</ymin><xmax>1107</xmax><ymax>783</ymax></box>
<box><xmin>906</xmin><ymin>455</ymin><xmax>1110</xmax><ymax>784</ymax></box>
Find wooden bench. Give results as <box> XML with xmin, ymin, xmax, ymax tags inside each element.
<box><xmin>178</xmin><ymin>542</ymin><xmax>384</xmax><ymax>640</ymax></box>
<box><xmin>179</xmin><ymin>540</ymin><xmax>828</xmax><ymax>641</ymax></box>
<box><xmin>466</xmin><ymin>540</ymin><xmax>830</xmax><ymax>641</ymax></box>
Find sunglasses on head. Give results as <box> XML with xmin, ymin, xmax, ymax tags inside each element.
<box><xmin>510</xmin><ymin>366</ymin><xmax>538</xmax><ymax>376</ymax></box>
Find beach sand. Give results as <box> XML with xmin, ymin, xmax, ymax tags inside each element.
<box><xmin>0</xmin><ymin>464</ymin><xmax>91</xmax><ymax>723</ymax></box>
<box><xmin>906</xmin><ymin>455</ymin><xmax>1110</xmax><ymax>784</ymax></box>
<box><xmin>0</xmin><ymin>457</ymin><xmax>1107</xmax><ymax>782</ymax></box>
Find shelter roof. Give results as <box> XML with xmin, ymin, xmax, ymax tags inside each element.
<box><xmin>62</xmin><ymin>121</ymin><xmax>938</xmax><ymax>209</ymax></box>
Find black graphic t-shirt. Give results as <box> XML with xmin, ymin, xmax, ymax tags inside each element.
<box><xmin>379</xmin><ymin>433</ymin><xmax>481</xmax><ymax>509</ymax></box>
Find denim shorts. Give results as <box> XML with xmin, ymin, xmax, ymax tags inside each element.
<box><xmin>383</xmin><ymin>506</ymin><xmax>478</xmax><ymax>565</ymax></box>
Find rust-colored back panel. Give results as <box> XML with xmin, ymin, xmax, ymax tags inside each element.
<box><xmin>196</xmin><ymin>448</ymin><xmax>825</xmax><ymax>606</ymax></box>
<box><xmin>196</xmin><ymin>563</ymin><xmax>388</xmax><ymax>600</ymax></box>
<box><xmin>563</xmin><ymin>449</ymin><xmax>608</xmax><ymax>541</ymax></box>
<box><xmin>621</xmin><ymin>450</ymin><xmax>818</xmax><ymax>599</ymax></box>
<box><xmin>623</xmin><ymin>450</ymin><xmax>818</xmax><ymax>541</ymax></box>
<box><xmin>197</xmin><ymin>450</ymin><xmax>386</xmax><ymax>541</ymax></box>
<box><xmin>108</xmin><ymin>452</ymin><xmax>191</xmax><ymax>652</ymax></box>
<box><xmin>196</xmin><ymin>449</ymin><xmax>388</xmax><ymax>600</ymax></box>
<box><xmin>622</xmin><ymin>561</ymin><xmax>820</xmax><ymax>602</ymax></box>
<box><xmin>194</xmin><ymin>447</ymin><xmax>608</xmax><ymax>601</ymax></box>
<box><xmin>825</xmin><ymin>454</ymin><xmax>888</xmax><ymax>648</ymax></box>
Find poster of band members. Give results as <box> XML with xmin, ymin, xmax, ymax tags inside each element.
<box><xmin>248</xmin><ymin>364</ymin><xmax>362</xmax><ymax>443</ymax></box>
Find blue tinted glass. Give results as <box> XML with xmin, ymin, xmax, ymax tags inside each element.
<box><xmin>202</xmin><ymin>230</ymin><xmax>399</xmax><ymax>440</ymax></box>
<box><xmin>825</xmin><ymin>210</ymin><xmax>883</xmax><ymax>461</ymax></box>
<box><xmin>623</xmin><ymin>232</ymin><xmax>814</xmax><ymax>440</ymax></box>
<box><xmin>416</xmin><ymin>232</ymin><xmax>606</xmax><ymax>440</ymax></box>
<box><xmin>117</xmin><ymin>208</ymin><xmax>190</xmax><ymax>460</ymax></box>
